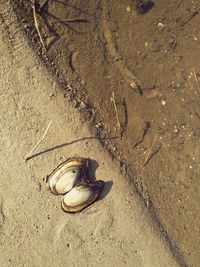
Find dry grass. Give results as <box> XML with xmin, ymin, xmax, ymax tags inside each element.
<box><xmin>25</xmin><ymin>120</ymin><xmax>52</xmax><ymax>161</ymax></box>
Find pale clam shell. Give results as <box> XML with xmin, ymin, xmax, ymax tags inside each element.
<box><xmin>61</xmin><ymin>180</ymin><xmax>104</xmax><ymax>213</ymax></box>
<box><xmin>48</xmin><ymin>157</ymin><xmax>89</xmax><ymax>195</ymax></box>
<box><xmin>62</xmin><ymin>185</ymin><xmax>92</xmax><ymax>207</ymax></box>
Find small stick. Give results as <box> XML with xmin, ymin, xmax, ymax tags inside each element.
<box><xmin>53</xmin><ymin>18</ymin><xmax>89</xmax><ymax>23</ymax></box>
<box><xmin>32</xmin><ymin>0</ymin><xmax>46</xmax><ymax>50</ymax></box>
<box><xmin>176</xmin><ymin>0</ymin><xmax>184</xmax><ymax>9</ymax></box>
<box><xmin>25</xmin><ymin>120</ymin><xmax>52</xmax><ymax>161</ymax></box>
<box><xmin>192</xmin><ymin>67</ymin><xmax>200</xmax><ymax>90</ymax></box>
<box><xmin>111</xmin><ymin>92</ymin><xmax>121</xmax><ymax>136</ymax></box>
<box><xmin>142</xmin><ymin>133</ymin><xmax>158</xmax><ymax>167</ymax></box>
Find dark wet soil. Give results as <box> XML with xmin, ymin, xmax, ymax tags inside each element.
<box><xmin>12</xmin><ymin>0</ymin><xmax>200</xmax><ymax>266</ymax></box>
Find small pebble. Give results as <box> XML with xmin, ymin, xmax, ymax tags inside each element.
<box><xmin>130</xmin><ymin>81</ymin><xmax>137</xmax><ymax>89</ymax></box>
<box><xmin>79</xmin><ymin>101</ymin><xmax>86</xmax><ymax>109</ymax></box>
<box><xmin>161</xmin><ymin>100</ymin><xmax>166</xmax><ymax>106</ymax></box>
<box><xmin>157</xmin><ymin>22</ymin><xmax>165</xmax><ymax>31</ymax></box>
<box><xmin>126</xmin><ymin>6</ymin><xmax>131</xmax><ymax>12</ymax></box>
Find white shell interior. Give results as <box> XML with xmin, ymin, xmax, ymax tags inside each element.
<box><xmin>63</xmin><ymin>185</ymin><xmax>92</xmax><ymax>207</ymax></box>
<box><xmin>50</xmin><ymin>168</ymin><xmax>80</xmax><ymax>194</ymax></box>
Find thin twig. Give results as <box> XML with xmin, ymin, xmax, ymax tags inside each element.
<box><xmin>192</xmin><ymin>67</ymin><xmax>200</xmax><ymax>91</ymax></box>
<box><xmin>25</xmin><ymin>120</ymin><xmax>52</xmax><ymax>161</ymax></box>
<box><xmin>32</xmin><ymin>0</ymin><xmax>46</xmax><ymax>50</ymax></box>
<box><xmin>53</xmin><ymin>18</ymin><xmax>89</xmax><ymax>23</ymax></box>
<box><xmin>142</xmin><ymin>133</ymin><xmax>159</xmax><ymax>167</ymax></box>
<box><xmin>176</xmin><ymin>0</ymin><xmax>184</xmax><ymax>9</ymax></box>
<box><xmin>111</xmin><ymin>92</ymin><xmax>121</xmax><ymax>137</ymax></box>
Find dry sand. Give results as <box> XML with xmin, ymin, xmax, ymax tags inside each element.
<box><xmin>0</xmin><ymin>2</ymin><xmax>179</xmax><ymax>267</ymax></box>
<box><xmin>11</xmin><ymin>2</ymin><xmax>200</xmax><ymax>265</ymax></box>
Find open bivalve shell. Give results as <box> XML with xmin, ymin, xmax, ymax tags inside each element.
<box><xmin>61</xmin><ymin>180</ymin><xmax>104</xmax><ymax>213</ymax></box>
<box><xmin>48</xmin><ymin>157</ymin><xmax>89</xmax><ymax>195</ymax></box>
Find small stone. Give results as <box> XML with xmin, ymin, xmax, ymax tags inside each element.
<box><xmin>157</xmin><ymin>22</ymin><xmax>165</xmax><ymax>31</ymax></box>
<box><xmin>161</xmin><ymin>100</ymin><xmax>166</xmax><ymax>106</ymax></box>
<box><xmin>79</xmin><ymin>101</ymin><xmax>86</xmax><ymax>109</ymax></box>
<box><xmin>130</xmin><ymin>81</ymin><xmax>137</xmax><ymax>89</ymax></box>
<box><xmin>95</xmin><ymin>122</ymin><xmax>102</xmax><ymax>128</ymax></box>
<box><xmin>126</xmin><ymin>6</ymin><xmax>131</xmax><ymax>12</ymax></box>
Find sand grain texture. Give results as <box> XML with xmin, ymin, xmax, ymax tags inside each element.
<box><xmin>0</xmin><ymin>2</ymin><xmax>179</xmax><ymax>267</ymax></box>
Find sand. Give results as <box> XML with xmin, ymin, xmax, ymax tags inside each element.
<box><xmin>0</xmin><ymin>2</ymin><xmax>179</xmax><ymax>267</ymax></box>
<box><xmin>11</xmin><ymin>1</ymin><xmax>200</xmax><ymax>265</ymax></box>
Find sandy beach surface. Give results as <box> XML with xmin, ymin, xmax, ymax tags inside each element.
<box><xmin>10</xmin><ymin>1</ymin><xmax>200</xmax><ymax>265</ymax></box>
<box><xmin>0</xmin><ymin>2</ymin><xmax>180</xmax><ymax>267</ymax></box>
